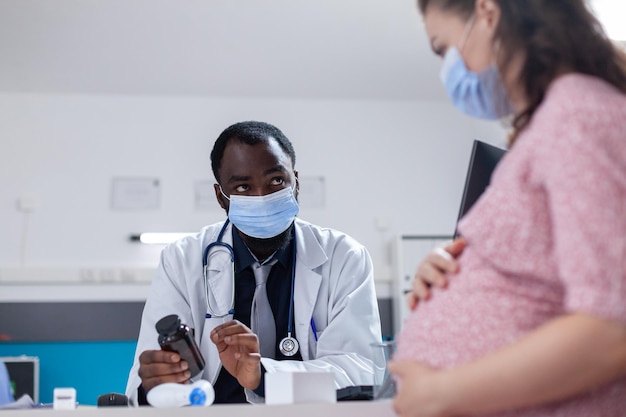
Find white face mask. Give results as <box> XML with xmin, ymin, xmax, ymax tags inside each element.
<box><xmin>439</xmin><ymin>15</ymin><xmax>515</xmax><ymax>120</ymax></box>
<box><xmin>220</xmin><ymin>186</ymin><xmax>299</xmax><ymax>239</ymax></box>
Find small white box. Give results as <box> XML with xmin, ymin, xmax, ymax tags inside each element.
<box><xmin>53</xmin><ymin>387</ymin><xmax>77</xmax><ymax>410</ymax></box>
<box><xmin>265</xmin><ymin>371</ymin><xmax>336</xmax><ymax>405</ymax></box>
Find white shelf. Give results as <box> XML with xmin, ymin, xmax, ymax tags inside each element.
<box><xmin>0</xmin><ymin>266</ymin><xmax>155</xmax><ymax>284</ymax></box>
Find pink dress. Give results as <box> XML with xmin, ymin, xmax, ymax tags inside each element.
<box><xmin>395</xmin><ymin>73</ymin><xmax>626</xmax><ymax>416</ymax></box>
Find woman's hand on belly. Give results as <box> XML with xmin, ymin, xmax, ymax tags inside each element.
<box><xmin>388</xmin><ymin>360</ymin><xmax>451</xmax><ymax>417</ymax></box>
<box><xmin>406</xmin><ymin>238</ymin><xmax>466</xmax><ymax>311</ymax></box>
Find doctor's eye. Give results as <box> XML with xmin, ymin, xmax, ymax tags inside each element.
<box><xmin>270</xmin><ymin>177</ymin><xmax>285</xmax><ymax>186</ymax></box>
<box><xmin>234</xmin><ymin>184</ymin><xmax>249</xmax><ymax>193</ymax></box>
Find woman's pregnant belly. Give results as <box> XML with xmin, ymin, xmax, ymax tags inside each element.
<box><xmin>395</xmin><ymin>246</ymin><xmax>564</xmax><ymax>369</ymax></box>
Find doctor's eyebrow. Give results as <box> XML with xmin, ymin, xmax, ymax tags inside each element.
<box><xmin>224</xmin><ymin>166</ymin><xmax>287</xmax><ymax>184</ymax></box>
<box><xmin>263</xmin><ymin>166</ymin><xmax>288</xmax><ymax>176</ymax></box>
<box><xmin>225</xmin><ymin>175</ymin><xmax>251</xmax><ymax>184</ymax></box>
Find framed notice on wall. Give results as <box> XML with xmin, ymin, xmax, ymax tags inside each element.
<box><xmin>111</xmin><ymin>177</ymin><xmax>160</xmax><ymax>210</ymax></box>
<box><xmin>194</xmin><ymin>180</ymin><xmax>217</xmax><ymax>210</ymax></box>
<box><xmin>297</xmin><ymin>176</ymin><xmax>325</xmax><ymax>209</ymax></box>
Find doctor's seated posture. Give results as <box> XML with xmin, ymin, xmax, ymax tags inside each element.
<box><xmin>126</xmin><ymin>120</ymin><xmax>382</xmax><ymax>405</ymax></box>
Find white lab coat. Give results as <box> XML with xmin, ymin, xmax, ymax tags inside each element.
<box><xmin>125</xmin><ymin>218</ymin><xmax>383</xmax><ymax>405</ymax></box>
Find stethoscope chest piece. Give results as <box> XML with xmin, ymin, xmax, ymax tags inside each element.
<box><xmin>279</xmin><ymin>334</ymin><xmax>299</xmax><ymax>357</ymax></box>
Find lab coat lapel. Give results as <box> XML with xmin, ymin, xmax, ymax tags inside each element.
<box><xmin>204</xmin><ymin>222</ymin><xmax>236</xmax><ymax>317</ymax></box>
<box><xmin>293</xmin><ymin>220</ymin><xmax>327</xmax><ymax>360</ymax></box>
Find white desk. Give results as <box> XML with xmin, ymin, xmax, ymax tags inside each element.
<box><xmin>2</xmin><ymin>400</ymin><xmax>395</xmax><ymax>417</ymax></box>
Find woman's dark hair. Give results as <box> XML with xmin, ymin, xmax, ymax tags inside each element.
<box><xmin>418</xmin><ymin>0</ymin><xmax>626</xmax><ymax>143</ymax></box>
<box><xmin>210</xmin><ymin>121</ymin><xmax>296</xmax><ymax>183</ymax></box>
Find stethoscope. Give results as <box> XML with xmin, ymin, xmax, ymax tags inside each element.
<box><xmin>202</xmin><ymin>219</ymin><xmax>301</xmax><ymax>357</ymax></box>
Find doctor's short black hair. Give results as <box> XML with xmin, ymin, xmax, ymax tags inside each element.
<box><xmin>210</xmin><ymin>121</ymin><xmax>296</xmax><ymax>183</ymax></box>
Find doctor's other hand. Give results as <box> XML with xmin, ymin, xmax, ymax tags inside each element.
<box><xmin>388</xmin><ymin>360</ymin><xmax>450</xmax><ymax>417</ymax></box>
<box><xmin>210</xmin><ymin>320</ymin><xmax>262</xmax><ymax>390</ymax></box>
<box><xmin>137</xmin><ymin>350</ymin><xmax>191</xmax><ymax>393</ymax></box>
<box><xmin>407</xmin><ymin>238</ymin><xmax>466</xmax><ymax>310</ymax></box>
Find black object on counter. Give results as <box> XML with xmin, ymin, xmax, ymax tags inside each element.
<box><xmin>156</xmin><ymin>314</ymin><xmax>206</xmax><ymax>377</ymax></box>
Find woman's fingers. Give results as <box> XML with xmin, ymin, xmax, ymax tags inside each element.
<box><xmin>408</xmin><ymin>238</ymin><xmax>466</xmax><ymax>307</ymax></box>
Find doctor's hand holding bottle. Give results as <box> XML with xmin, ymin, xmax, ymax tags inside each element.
<box><xmin>137</xmin><ymin>322</ymin><xmax>264</xmax><ymax>394</ymax></box>
<box><xmin>137</xmin><ymin>350</ymin><xmax>192</xmax><ymax>393</ymax></box>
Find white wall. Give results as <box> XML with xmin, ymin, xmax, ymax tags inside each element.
<box><xmin>0</xmin><ymin>92</ymin><xmax>507</xmax><ymax>283</ymax></box>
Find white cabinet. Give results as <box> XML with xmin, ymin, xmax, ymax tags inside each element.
<box><xmin>391</xmin><ymin>235</ymin><xmax>452</xmax><ymax>337</ymax></box>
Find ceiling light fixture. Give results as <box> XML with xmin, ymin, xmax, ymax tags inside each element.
<box><xmin>130</xmin><ymin>233</ymin><xmax>194</xmax><ymax>244</ymax></box>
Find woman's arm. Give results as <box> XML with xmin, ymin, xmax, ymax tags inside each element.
<box><xmin>390</xmin><ymin>313</ymin><xmax>626</xmax><ymax>417</ymax></box>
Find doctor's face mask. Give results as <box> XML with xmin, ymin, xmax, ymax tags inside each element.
<box><xmin>220</xmin><ymin>185</ymin><xmax>299</xmax><ymax>239</ymax></box>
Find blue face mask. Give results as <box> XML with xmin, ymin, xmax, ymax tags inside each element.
<box><xmin>440</xmin><ymin>47</ymin><xmax>515</xmax><ymax>120</ymax></box>
<box><xmin>222</xmin><ymin>186</ymin><xmax>299</xmax><ymax>239</ymax></box>
<box><xmin>439</xmin><ymin>14</ymin><xmax>515</xmax><ymax>120</ymax></box>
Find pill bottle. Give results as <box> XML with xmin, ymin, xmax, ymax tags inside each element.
<box><xmin>156</xmin><ymin>314</ymin><xmax>206</xmax><ymax>377</ymax></box>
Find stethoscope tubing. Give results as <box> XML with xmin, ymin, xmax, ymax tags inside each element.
<box><xmin>202</xmin><ymin>219</ymin><xmax>298</xmax><ymax>332</ymax></box>
<box><xmin>202</xmin><ymin>219</ymin><xmax>316</xmax><ymax>354</ymax></box>
<box><xmin>203</xmin><ymin>219</ymin><xmax>235</xmax><ymax>318</ymax></box>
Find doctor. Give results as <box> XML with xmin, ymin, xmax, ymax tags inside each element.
<box><xmin>126</xmin><ymin>120</ymin><xmax>382</xmax><ymax>405</ymax></box>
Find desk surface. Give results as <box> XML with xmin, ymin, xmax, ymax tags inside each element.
<box><xmin>2</xmin><ymin>400</ymin><xmax>395</xmax><ymax>417</ymax></box>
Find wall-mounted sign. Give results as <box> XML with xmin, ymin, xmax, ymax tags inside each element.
<box><xmin>111</xmin><ymin>177</ymin><xmax>160</xmax><ymax>210</ymax></box>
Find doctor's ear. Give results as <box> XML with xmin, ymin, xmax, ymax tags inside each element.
<box><xmin>214</xmin><ymin>183</ymin><xmax>228</xmax><ymax>210</ymax></box>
